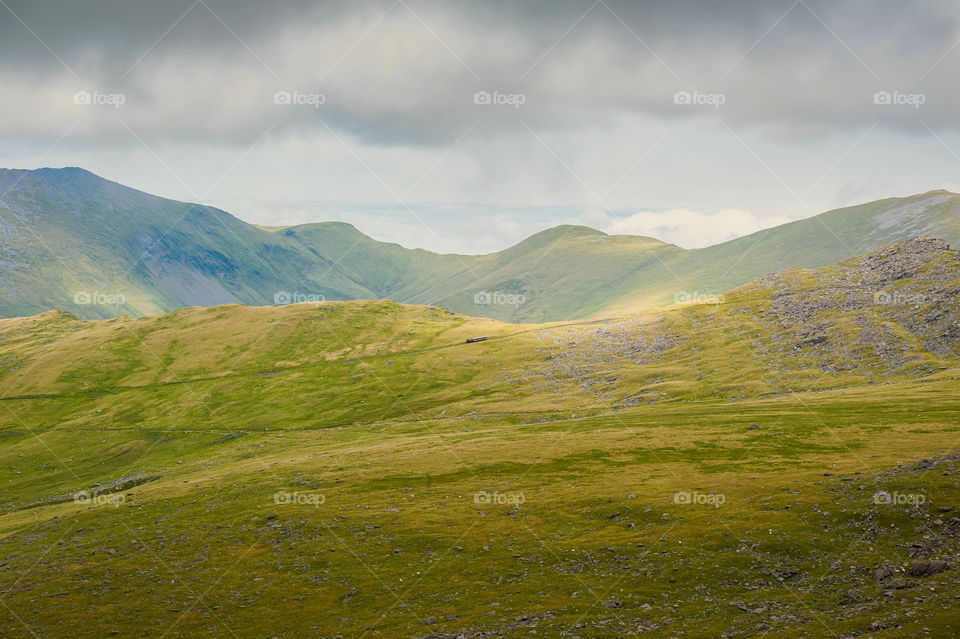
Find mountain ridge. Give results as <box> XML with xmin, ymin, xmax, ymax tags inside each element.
<box><xmin>1</xmin><ymin>166</ymin><xmax>958</xmax><ymax>321</ymax></box>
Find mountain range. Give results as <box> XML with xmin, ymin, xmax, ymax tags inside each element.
<box><xmin>1</xmin><ymin>166</ymin><xmax>958</xmax><ymax>321</ymax></box>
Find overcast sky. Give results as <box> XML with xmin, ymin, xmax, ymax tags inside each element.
<box><xmin>2</xmin><ymin>0</ymin><xmax>959</xmax><ymax>253</ymax></box>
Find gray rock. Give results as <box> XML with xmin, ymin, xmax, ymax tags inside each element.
<box><xmin>907</xmin><ymin>559</ymin><xmax>951</xmax><ymax>578</ymax></box>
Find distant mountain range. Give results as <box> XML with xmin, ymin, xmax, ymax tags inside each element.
<box><xmin>0</xmin><ymin>167</ymin><xmax>958</xmax><ymax>321</ymax></box>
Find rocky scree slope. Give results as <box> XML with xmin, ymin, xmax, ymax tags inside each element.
<box><xmin>531</xmin><ymin>237</ymin><xmax>960</xmax><ymax>406</ymax></box>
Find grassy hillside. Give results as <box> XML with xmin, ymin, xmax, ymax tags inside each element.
<box><xmin>403</xmin><ymin>226</ymin><xmax>687</xmax><ymax>323</ymax></box>
<box><xmin>602</xmin><ymin>191</ymin><xmax>960</xmax><ymax>315</ymax></box>
<box><xmin>3</xmin><ymin>168</ymin><xmax>960</xmax><ymax>324</ymax></box>
<box><xmin>0</xmin><ymin>168</ymin><xmax>382</xmax><ymax>319</ymax></box>
<box><xmin>269</xmin><ymin>222</ymin><xmax>476</xmax><ymax>303</ymax></box>
<box><xmin>0</xmin><ymin>238</ymin><xmax>959</xmax><ymax>637</ymax></box>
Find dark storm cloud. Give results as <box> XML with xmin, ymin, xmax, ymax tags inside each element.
<box><xmin>1</xmin><ymin>0</ymin><xmax>958</xmax><ymax>146</ymax></box>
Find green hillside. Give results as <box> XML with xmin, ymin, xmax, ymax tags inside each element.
<box><xmin>2</xmin><ymin>167</ymin><xmax>960</xmax><ymax>324</ymax></box>
<box><xmin>0</xmin><ymin>168</ymin><xmax>379</xmax><ymax>319</ymax></box>
<box><xmin>603</xmin><ymin>190</ymin><xmax>960</xmax><ymax>315</ymax></box>
<box><xmin>1</xmin><ymin>238</ymin><xmax>959</xmax><ymax>637</ymax></box>
<box><xmin>272</xmin><ymin>221</ymin><xmax>472</xmax><ymax>301</ymax></box>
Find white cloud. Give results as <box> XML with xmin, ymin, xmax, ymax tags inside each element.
<box><xmin>582</xmin><ymin>208</ymin><xmax>797</xmax><ymax>249</ymax></box>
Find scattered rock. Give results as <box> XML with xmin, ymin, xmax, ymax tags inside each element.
<box><xmin>907</xmin><ymin>559</ymin><xmax>951</xmax><ymax>578</ymax></box>
<box><xmin>875</xmin><ymin>565</ymin><xmax>895</xmax><ymax>581</ymax></box>
<box><xmin>887</xmin><ymin>577</ymin><xmax>912</xmax><ymax>590</ymax></box>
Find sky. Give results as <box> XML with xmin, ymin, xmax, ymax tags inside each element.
<box><xmin>1</xmin><ymin>0</ymin><xmax>959</xmax><ymax>254</ymax></box>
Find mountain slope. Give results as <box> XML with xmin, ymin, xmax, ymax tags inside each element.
<box><xmin>405</xmin><ymin>226</ymin><xmax>686</xmax><ymax>323</ymax></box>
<box><xmin>0</xmin><ymin>168</ymin><xmax>380</xmax><ymax>318</ymax></box>
<box><xmin>0</xmin><ymin>238</ymin><xmax>959</xmax><ymax>637</ymax></box>
<box><xmin>269</xmin><ymin>221</ymin><xmax>474</xmax><ymax>301</ymax></box>
<box><xmin>601</xmin><ymin>190</ymin><xmax>960</xmax><ymax>315</ymax></box>
<box><xmin>2</xmin><ymin>167</ymin><xmax>959</xmax><ymax>322</ymax></box>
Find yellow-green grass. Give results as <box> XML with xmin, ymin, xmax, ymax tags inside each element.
<box><xmin>0</xmin><ymin>287</ymin><xmax>958</xmax><ymax>637</ymax></box>
<box><xmin>0</xmin><ymin>256</ymin><xmax>960</xmax><ymax>637</ymax></box>
<box><xmin>0</xmin><ymin>383</ymin><xmax>959</xmax><ymax>638</ymax></box>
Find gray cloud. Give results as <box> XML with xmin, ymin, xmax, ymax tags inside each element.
<box><xmin>1</xmin><ymin>0</ymin><xmax>959</xmax><ymax>148</ymax></box>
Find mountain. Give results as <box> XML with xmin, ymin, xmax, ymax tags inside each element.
<box><xmin>1</xmin><ymin>237</ymin><xmax>959</xmax><ymax>637</ymax></box>
<box><xmin>0</xmin><ymin>167</ymin><xmax>387</xmax><ymax>318</ymax></box>
<box><xmin>602</xmin><ymin>190</ymin><xmax>960</xmax><ymax>315</ymax></box>
<box><xmin>1</xmin><ymin>167</ymin><xmax>959</xmax><ymax>321</ymax></box>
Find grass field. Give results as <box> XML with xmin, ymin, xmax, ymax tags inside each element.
<box><xmin>1</xmin><ymin>240</ymin><xmax>959</xmax><ymax>638</ymax></box>
<box><xmin>1</xmin><ymin>377</ymin><xmax>958</xmax><ymax>638</ymax></box>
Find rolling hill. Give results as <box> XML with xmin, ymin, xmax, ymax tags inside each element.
<box><xmin>0</xmin><ymin>237</ymin><xmax>959</xmax><ymax>637</ymax></box>
<box><xmin>2</xmin><ymin>167</ymin><xmax>959</xmax><ymax>322</ymax></box>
